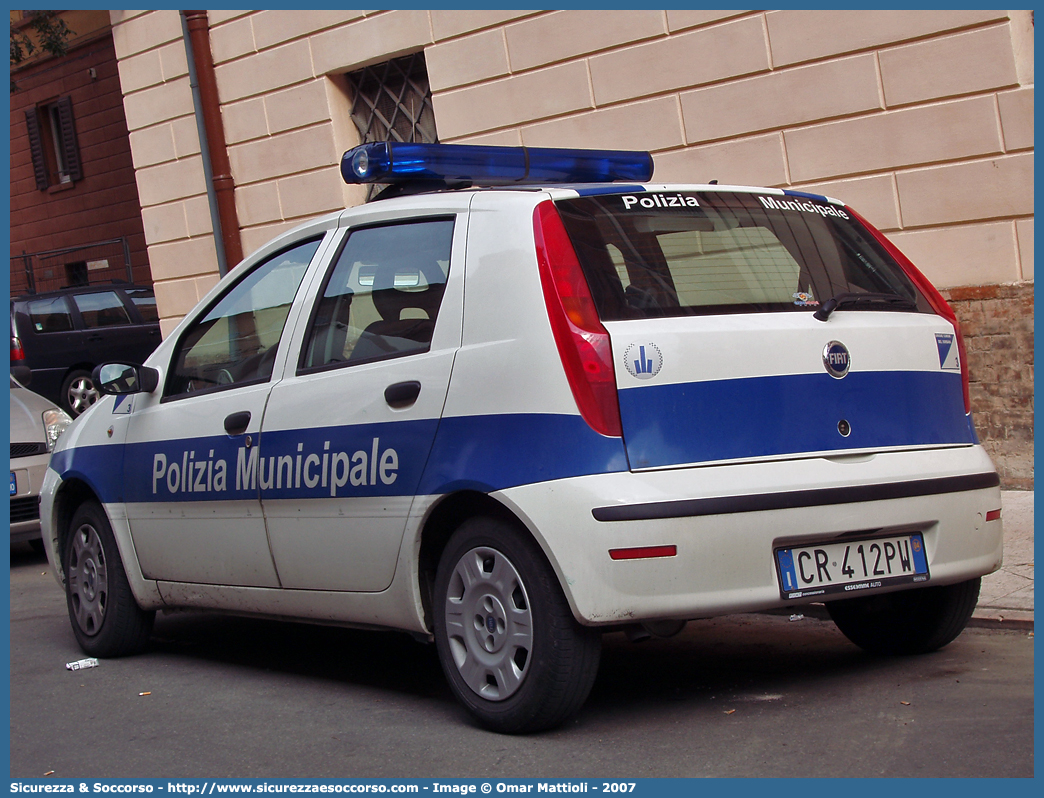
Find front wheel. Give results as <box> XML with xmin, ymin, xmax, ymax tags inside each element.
<box><xmin>433</xmin><ymin>517</ymin><xmax>601</xmax><ymax>733</ymax></box>
<box><xmin>64</xmin><ymin>501</ymin><xmax>154</xmax><ymax>657</ymax></box>
<box><xmin>827</xmin><ymin>578</ymin><xmax>981</xmax><ymax>655</ymax></box>
<box><xmin>61</xmin><ymin>369</ymin><xmax>99</xmax><ymax>417</ymax></box>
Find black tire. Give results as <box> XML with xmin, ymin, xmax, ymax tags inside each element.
<box><xmin>827</xmin><ymin>577</ymin><xmax>981</xmax><ymax>655</ymax></box>
<box><xmin>60</xmin><ymin>369</ymin><xmax>99</xmax><ymax>417</ymax></box>
<box><xmin>64</xmin><ymin>501</ymin><xmax>154</xmax><ymax>657</ymax></box>
<box><xmin>433</xmin><ymin>516</ymin><xmax>601</xmax><ymax>733</ymax></box>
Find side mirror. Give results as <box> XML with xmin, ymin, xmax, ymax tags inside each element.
<box><xmin>92</xmin><ymin>363</ymin><xmax>160</xmax><ymax>395</ymax></box>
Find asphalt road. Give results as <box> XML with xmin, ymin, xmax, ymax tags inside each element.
<box><xmin>9</xmin><ymin>544</ymin><xmax>1034</xmax><ymax>779</ymax></box>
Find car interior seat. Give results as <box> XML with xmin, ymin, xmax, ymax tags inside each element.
<box><xmin>350</xmin><ymin>261</ymin><xmax>446</xmax><ymax>361</ymax></box>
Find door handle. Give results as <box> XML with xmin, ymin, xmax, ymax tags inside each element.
<box><xmin>224</xmin><ymin>410</ymin><xmax>251</xmax><ymax>436</ymax></box>
<box><xmin>385</xmin><ymin>381</ymin><xmax>421</xmax><ymax>408</ymax></box>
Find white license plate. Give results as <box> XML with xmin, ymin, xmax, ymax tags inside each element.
<box><xmin>775</xmin><ymin>533</ymin><xmax>929</xmax><ymax>600</ymax></box>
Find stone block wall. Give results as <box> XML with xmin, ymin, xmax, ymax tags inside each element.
<box><xmin>108</xmin><ymin>10</ymin><xmax>1033</xmax><ymax>481</ymax></box>
<box><xmin>108</xmin><ymin>9</ymin><xmax>222</xmax><ymax>337</ymax></box>
<box><xmin>110</xmin><ymin>10</ymin><xmax>1034</xmax><ymax>328</ymax></box>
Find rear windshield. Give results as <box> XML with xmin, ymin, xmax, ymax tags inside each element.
<box><xmin>555</xmin><ymin>191</ymin><xmax>932</xmax><ymax>320</ymax></box>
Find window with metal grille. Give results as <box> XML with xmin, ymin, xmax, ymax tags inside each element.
<box><xmin>346</xmin><ymin>53</ymin><xmax>437</xmax><ymax>145</ymax></box>
<box><xmin>25</xmin><ymin>96</ymin><xmax>82</xmax><ymax>190</ymax></box>
<box><xmin>345</xmin><ymin>53</ymin><xmax>437</xmax><ymax>199</ymax></box>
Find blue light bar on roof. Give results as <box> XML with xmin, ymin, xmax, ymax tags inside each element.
<box><xmin>340</xmin><ymin>142</ymin><xmax>654</xmax><ymax>186</ymax></box>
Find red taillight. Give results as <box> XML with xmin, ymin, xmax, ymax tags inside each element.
<box><xmin>845</xmin><ymin>206</ymin><xmax>972</xmax><ymax>415</ymax></box>
<box><xmin>986</xmin><ymin>509</ymin><xmax>1002</xmax><ymax>522</ymax></box>
<box><xmin>533</xmin><ymin>200</ymin><xmax>622</xmax><ymax>437</ymax></box>
<box><xmin>609</xmin><ymin>545</ymin><xmax>677</xmax><ymax>561</ymax></box>
<box><xmin>10</xmin><ymin>336</ymin><xmax>24</xmax><ymax>361</ymax></box>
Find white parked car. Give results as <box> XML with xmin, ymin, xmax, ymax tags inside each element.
<box><xmin>10</xmin><ymin>373</ymin><xmax>71</xmax><ymax>548</ymax></box>
<box><xmin>41</xmin><ymin>143</ymin><xmax>1003</xmax><ymax>732</ymax></box>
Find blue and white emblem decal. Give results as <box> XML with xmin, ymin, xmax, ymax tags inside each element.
<box><xmin>624</xmin><ymin>343</ymin><xmax>662</xmax><ymax>380</ymax></box>
<box><xmin>112</xmin><ymin>395</ymin><xmax>134</xmax><ymax>415</ymax></box>
<box><xmin>935</xmin><ymin>333</ymin><xmax>960</xmax><ymax>370</ymax></box>
<box><xmin>823</xmin><ymin>341</ymin><xmax>850</xmax><ymax>379</ymax></box>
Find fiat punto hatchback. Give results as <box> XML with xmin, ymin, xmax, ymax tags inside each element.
<box><xmin>41</xmin><ymin>143</ymin><xmax>1003</xmax><ymax>733</ymax></box>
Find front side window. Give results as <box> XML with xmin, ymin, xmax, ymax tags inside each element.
<box><xmin>72</xmin><ymin>291</ymin><xmax>131</xmax><ymax>328</ymax></box>
<box><xmin>556</xmin><ymin>192</ymin><xmax>932</xmax><ymax>320</ymax></box>
<box><xmin>301</xmin><ymin>219</ymin><xmax>453</xmax><ymax>371</ymax></box>
<box><xmin>167</xmin><ymin>238</ymin><xmax>321</xmax><ymax>398</ymax></box>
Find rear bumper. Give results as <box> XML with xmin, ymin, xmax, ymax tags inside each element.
<box><xmin>497</xmin><ymin>445</ymin><xmax>1003</xmax><ymax>626</ymax></box>
<box><xmin>10</xmin><ymin>515</ymin><xmax>42</xmax><ymax>542</ymax></box>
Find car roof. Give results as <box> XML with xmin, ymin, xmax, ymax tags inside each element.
<box><xmin>346</xmin><ymin>181</ymin><xmax>845</xmax><ymax>209</ymax></box>
<box><xmin>13</xmin><ymin>283</ymin><xmax>154</xmax><ymax>301</ymax></box>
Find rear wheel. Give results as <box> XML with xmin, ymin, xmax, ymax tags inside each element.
<box><xmin>827</xmin><ymin>578</ymin><xmax>981</xmax><ymax>655</ymax></box>
<box><xmin>61</xmin><ymin>369</ymin><xmax>99</xmax><ymax>417</ymax></box>
<box><xmin>433</xmin><ymin>516</ymin><xmax>601</xmax><ymax>733</ymax></box>
<box><xmin>64</xmin><ymin>501</ymin><xmax>154</xmax><ymax>657</ymax></box>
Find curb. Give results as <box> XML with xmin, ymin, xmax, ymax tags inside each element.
<box><xmin>968</xmin><ymin>612</ymin><xmax>1034</xmax><ymax>632</ymax></box>
<box><xmin>761</xmin><ymin>604</ymin><xmax>1034</xmax><ymax>631</ymax></box>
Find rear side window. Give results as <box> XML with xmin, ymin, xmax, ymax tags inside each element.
<box><xmin>556</xmin><ymin>192</ymin><xmax>932</xmax><ymax>319</ymax></box>
<box><xmin>26</xmin><ymin>296</ymin><xmax>73</xmax><ymax>332</ymax></box>
<box><xmin>123</xmin><ymin>288</ymin><xmax>159</xmax><ymax>323</ymax></box>
<box><xmin>301</xmin><ymin>219</ymin><xmax>453</xmax><ymax>371</ymax></box>
<box><xmin>72</xmin><ymin>291</ymin><xmax>132</xmax><ymax>327</ymax></box>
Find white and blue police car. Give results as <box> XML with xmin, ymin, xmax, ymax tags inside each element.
<box><xmin>40</xmin><ymin>143</ymin><xmax>1003</xmax><ymax>733</ymax></box>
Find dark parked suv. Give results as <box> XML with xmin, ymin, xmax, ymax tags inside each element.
<box><xmin>10</xmin><ymin>284</ymin><xmax>161</xmax><ymax>416</ymax></box>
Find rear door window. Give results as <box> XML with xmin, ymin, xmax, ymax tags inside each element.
<box><xmin>556</xmin><ymin>191</ymin><xmax>932</xmax><ymax>320</ymax></box>
<box><xmin>72</xmin><ymin>291</ymin><xmax>132</xmax><ymax>327</ymax></box>
<box><xmin>300</xmin><ymin>218</ymin><xmax>454</xmax><ymax>371</ymax></box>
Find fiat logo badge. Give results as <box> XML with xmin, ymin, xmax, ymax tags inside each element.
<box><xmin>823</xmin><ymin>341</ymin><xmax>851</xmax><ymax>379</ymax></box>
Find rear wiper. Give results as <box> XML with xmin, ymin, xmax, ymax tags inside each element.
<box><xmin>813</xmin><ymin>292</ymin><xmax>917</xmax><ymax>321</ymax></box>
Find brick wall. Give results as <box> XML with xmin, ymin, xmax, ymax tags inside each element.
<box><xmin>941</xmin><ymin>283</ymin><xmax>1034</xmax><ymax>489</ymax></box>
<box><xmin>9</xmin><ymin>31</ymin><xmax>150</xmax><ymax>291</ymax></box>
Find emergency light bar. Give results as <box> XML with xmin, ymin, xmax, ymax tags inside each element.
<box><xmin>340</xmin><ymin>142</ymin><xmax>654</xmax><ymax>187</ymax></box>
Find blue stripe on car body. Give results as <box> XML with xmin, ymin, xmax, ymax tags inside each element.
<box><xmin>52</xmin><ymin>370</ymin><xmax>976</xmax><ymax>505</ymax></box>
<box><xmin>618</xmin><ymin>370</ymin><xmax>976</xmax><ymax>469</ymax></box>
<box><xmin>50</xmin><ymin>412</ymin><xmax>630</xmax><ymax>504</ymax></box>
